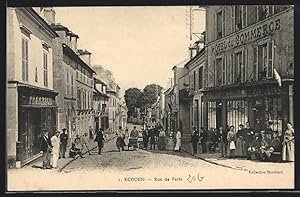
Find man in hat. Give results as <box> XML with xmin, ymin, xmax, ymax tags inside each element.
<box><xmin>50</xmin><ymin>131</ymin><xmax>60</xmax><ymax>169</ymax></box>
<box><xmin>259</xmin><ymin>130</ymin><xmax>271</xmax><ymax>161</ymax></box>
<box><xmin>261</xmin><ymin>130</ymin><xmax>282</xmax><ymax>162</ymax></box>
<box><xmin>40</xmin><ymin>130</ymin><xmax>52</xmax><ymax>169</ymax></box>
<box><xmin>59</xmin><ymin>128</ymin><xmax>68</xmax><ymax>158</ymax></box>
<box><xmin>74</xmin><ymin>134</ymin><xmax>82</xmax><ymax>151</ymax></box>
<box><xmin>247</xmin><ymin>132</ymin><xmax>261</xmax><ymax>160</ymax></box>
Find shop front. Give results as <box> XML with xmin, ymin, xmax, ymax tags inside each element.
<box><xmin>17</xmin><ymin>85</ymin><xmax>57</xmax><ymax>164</ymax></box>
<box><xmin>203</xmin><ymin>80</ymin><xmax>293</xmax><ymax>134</ymax></box>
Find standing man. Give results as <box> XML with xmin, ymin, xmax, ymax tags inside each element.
<box><xmin>142</xmin><ymin>127</ymin><xmax>149</xmax><ymax>149</ymax></box>
<box><xmin>82</xmin><ymin>132</ymin><xmax>92</xmax><ymax>155</ymax></box>
<box><xmin>191</xmin><ymin>126</ymin><xmax>199</xmax><ymax>155</ymax></box>
<box><xmin>50</xmin><ymin>131</ymin><xmax>60</xmax><ymax>169</ymax></box>
<box><xmin>95</xmin><ymin>129</ymin><xmax>105</xmax><ymax>154</ymax></box>
<box><xmin>130</xmin><ymin>126</ymin><xmax>139</xmax><ymax>150</ymax></box>
<box><xmin>40</xmin><ymin>130</ymin><xmax>52</xmax><ymax>169</ymax></box>
<box><xmin>199</xmin><ymin>127</ymin><xmax>207</xmax><ymax>153</ymax></box>
<box><xmin>218</xmin><ymin>126</ymin><xmax>228</xmax><ymax>157</ymax></box>
<box><xmin>149</xmin><ymin>127</ymin><xmax>156</xmax><ymax>150</ymax></box>
<box><xmin>206</xmin><ymin>128</ymin><xmax>214</xmax><ymax>153</ymax></box>
<box><xmin>59</xmin><ymin>128</ymin><xmax>68</xmax><ymax>158</ymax></box>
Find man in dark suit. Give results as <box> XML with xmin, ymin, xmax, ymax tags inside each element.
<box><xmin>59</xmin><ymin>128</ymin><xmax>68</xmax><ymax>158</ymax></box>
<box><xmin>40</xmin><ymin>130</ymin><xmax>52</xmax><ymax>169</ymax></box>
<box><xmin>247</xmin><ymin>133</ymin><xmax>261</xmax><ymax>160</ymax></box>
<box><xmin>199</xmin><ymin>127</ymin><xmax>207</xmax><ymax>153</ymax></box>
<box><xmin>191</xmin><ymin>126</ymin><xmax>199</xmax><ymax>155</ymax></box>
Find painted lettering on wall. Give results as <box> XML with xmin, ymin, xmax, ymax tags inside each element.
<box><xmin>210</xmin><ymin>18</ymin><xmax>281</xmax><ymax>55</ymax></box>
<box><xmin>21</xmin><ymin>95</ymin><xmax>54</xmax><ymax>106</ymax></box>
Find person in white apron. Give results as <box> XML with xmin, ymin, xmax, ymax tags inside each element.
<box><xmin>50</xmin><ymin>131</ymin><xmax>60</xmax><ymax>169</ymax></box>
<box><xmin>174</xmin><ymin>130</ymin><xmax>182</xmax><ymax>152</ymax></box>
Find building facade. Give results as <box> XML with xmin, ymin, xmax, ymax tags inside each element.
<box><xmin>76</xmin><ymin>49</ymin><xmax>96</xmax><ymax>138</ymax></box>
<box><xmin>204</xmin><ymin>5</ymin><xmax>294</xmax><ymax>134</ymax></box>
<box><xmin>50</xmin><ymin>23</ymin><xmax>79</xmax><ymax>143</ymax></box>
<box><xmin>93</xmin><ymin>77</ymin><xmax>109</xmax><ymax>133</ymax></box>
<box><xmin>7</xmin><ymin>7</ymin><xmax>59</xmax><ymax>167</ymax></box>
<box><xmin>107</xmin><ymin>83</ymin><xmax>121</xmax><ymax>133</ymax></box>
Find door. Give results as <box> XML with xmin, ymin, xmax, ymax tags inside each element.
<box><xmin>216</xmin><ymin>102</ymin><xmax>223</xmax><ymax>129</ymax></box>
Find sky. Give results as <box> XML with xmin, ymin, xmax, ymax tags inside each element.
<box><xmin>54</xmin><ymin>6</ymin><xmax>205</xmax><ymax>97</ymax></box>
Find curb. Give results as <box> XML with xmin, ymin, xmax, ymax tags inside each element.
<box><xmin>181</xmin><ymin>149</ymin><xmax>249</xmax><ymax>171</ymax></box>
<box><xmin>58</xmin><ymin>136</ymin><xmax>117</xmax><ymax>172</ymax></box>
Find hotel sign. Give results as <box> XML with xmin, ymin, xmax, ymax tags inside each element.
<box><xmin>210</xmin><ymin>17</ymin><xmax>281</xmax><ymax>55</ymax></box>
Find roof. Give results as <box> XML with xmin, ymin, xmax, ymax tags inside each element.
<box><xmin>51</xmin><ymin>24</ymin><xmax>79</xmax><ymax>38</ymax></box>
<box><xmin>78</xmin><ymin>49</ymin><xmax>92</xmax><ymax>55</ymax></box>
<box><xmin>94</xmin><ymin>77</ymin><xmax>107</xmax><ymax>86</ymax></box>
<box><xmin>23</xmin><ymin>8</ymin><xmax>59</xmax><ymax>38</ymax></box>
<box><xmin>184</xmin><ymin>47</ymin><xmax>206</xmax><ymax>69</ymax></box>
<box><xmin>62</xmin><ymin>44</ymin><xmax>96</xmax><ymax>74</ymax></box>
<box><xmin>94</xmin><ymin>88</ymin><xmax>109</xmax><ymax>98</ymax></box>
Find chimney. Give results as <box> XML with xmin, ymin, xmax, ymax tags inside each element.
<box><xmin>78</xmin><ymin>49</ymin><xmax>92</xmax><ymax>66</ymax></box>
<box><xmin>42</xmin><ymin>7</ymin><xmax>56</xmax><ymax>24</ymax></box>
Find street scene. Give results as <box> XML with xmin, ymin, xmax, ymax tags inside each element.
<box><xmin>7</xmin><ymin>5</ymin><xmax>294</xmax><ymax>191</ymax></box>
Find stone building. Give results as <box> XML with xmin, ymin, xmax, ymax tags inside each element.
<box><xmin>7</xmin><ymin>7</ymin><xmax>59</xmax><ymax>167</ymax></box>
<box><xmin>49</xmin><ymin>23</ymin><xmax>79</xmax><ymax>142</ymax></box>
<box><xmin>93</xmin><ymin>77</ymin><xmax>109</xmax><ymax>133</ymax></box>
<box><xmin>107</xmin><ymin>83</ymin><xmax>121</xmax><ymax>133</ymax></box>
<box><xmin>204</xmin><ymin>5</ymin><xmax>294</xmax><ymax>134</ymax></box>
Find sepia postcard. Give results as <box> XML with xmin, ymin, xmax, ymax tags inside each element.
<box><xmin>6</xmin><ymin>5</ymin><xmax>295</xmax><ymax>191</ymax></box>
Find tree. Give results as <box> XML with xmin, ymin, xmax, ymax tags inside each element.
<box><xmin>124</xmin><ymin>88</ymin><xmax>142</xmax><ymax>118</ymax></box>
<box><xmin>140</xmin><ymin>84</ymin><xmax>163</xmax><ymax>112</ymax></box>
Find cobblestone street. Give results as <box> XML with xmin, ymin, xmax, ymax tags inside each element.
<box><xmin>7</xmin><ymin>124</ymin><xmax>294</xmax><ymax>191</ymax></box>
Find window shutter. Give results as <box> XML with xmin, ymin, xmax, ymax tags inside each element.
<box><xmin>254</xmin><ymin>46</ymin><xmax>258</xmax><ymax>80</ymax></box>
<box><xmin>244</xmin><ymin>49</ymin><xmax>248</xmax><ymax>82</ymax></box>
<box><xmin>222</xmin><ymin>8</ymin><xmax>225</xmax><ymax>37</ymax></box>
<box><xmin>214</xmin><ymin>14</ymin><xmax>217</xmax><ymax>40</ymax></box>
<box><xmin>231</xmin><ymin>6</ymin><xmax>235</xmax><ymax>33</ymax></box>
<box><xmin>224</xmin><ymin>56</ymin><xmax>227</xmax><ymax>85</ymax></box>
<box><xmin>232</xmin><ymin>53</ymin><xmax>235</xmax><ymax>83</ymax></box>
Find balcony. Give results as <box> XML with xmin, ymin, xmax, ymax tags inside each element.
<box><xmin>179</xmin><ymin>87</ymin><xmax>194</xmax><ymax>101</ymax></box>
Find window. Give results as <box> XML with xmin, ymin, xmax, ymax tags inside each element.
<box><xmin>71</xmin><ymin>74</ymin><xmax>74</xmax><ymax>97</ymax></box>
<box><xmin>66</xmin><ymin>72</ymin><xmax>69</xmax><ymax>95</ymax></box>
<box><xmin>227</xmin><ymin>100</ymin><xmax>248</xmax><ymax>130</ymax></box>
<box><xmin>216</xmin><ymin>10</ymin><xmax>223</xmax><ymax>39</ymax></box>
<box><xmin>43</xmin><ymin>51</ymin><xmax>48</xmax><ymax>87</ymax></box>
<box><xmin>231</xmin><ymin>6</ymin><xmax>235</xmax><ymax>33</ymax></box>
<box><xmin>216</xmin><ymin>57</ymin><xmax>223</xmax><ymax>86</ymax></box>
<box><xmin>258</xmin><ymin>40</ymin><xmax>274</xmax><ymax>80</ymax></box>
<box><xmin>257</xmin><ymin>5</ymin><xmax>274</xmax><ymax>21</ymax></box>
<box><xmin>234</xmin><ymin>51</ymin><xmax>242</xmax><ymax>83</ymax></box>
<box><xmin>199</xmin><ymin>66</ymin><xmax>203</xmax><ymax>89</ymax></box>
<box><xmin>77</xmin><ymin>88</ymin><xmax>81</xmax><ymax>109</ymax></box>
<box><xmin>235</xmin><ymin>6</ymin><xmax>247</xmax><ymax>31</ymax></box>
<box><xmin>253</xmin><ymin>46</ymin><xmax>258</xmax><ymax>81</ymax></box>
<box><xmin>222</xmin><ymin>56</ymin><xmax>226</xmax><ymax>85</ymax></box>
<box><xmin>227</xmin><ymin>55</ymin><xmax>232</xmax><ymax>85</ymax></box>
<box><xmin>22</xmin><ymin>38</ymin><xmax>29</xmax><ymax>81</ymax></box>
<box><xmin>193</xmin><ymin>70</ymin><xmax>196</xmax><ymax>90</ymax></box>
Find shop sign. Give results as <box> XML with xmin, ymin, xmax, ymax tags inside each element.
<box><xmin>210</xmin><ymin>17</ymin><xmax>281</xmax><ymax>55</ymax></box>
<box><xmin>21</xmin><ymin>95</ymin><xmax>54</xmax><ymax>106</ymax></box>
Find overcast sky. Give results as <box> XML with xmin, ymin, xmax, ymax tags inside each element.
<box><xmin>54</xmin><ymin>6</ymin><xmax>205</xmax><ymax>97</ymax></box>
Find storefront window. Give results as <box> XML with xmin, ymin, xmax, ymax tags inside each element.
<box><xmin>227</xmin><ymin>100</ymin><xmax>248</xmax><ymax>130</ymax></box>
<box><xmin>208</xmin><ymin>102</ymin><xmax>216</xmax><ymax>129</ymax></box>
<box><xmin>264</xmin><ymin>97</ymin><xmax>283</xmax><ymax>135</ymax></box>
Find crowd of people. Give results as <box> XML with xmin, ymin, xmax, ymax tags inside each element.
<box><xmin>39</xmin><ymin>127</ymin><xmax>106</xmax><ymax>170</ymax></box>
<box><xmin>189</xmin><ymin>122</ymin><xmax>295</xmax><ymax>163</ymax></box>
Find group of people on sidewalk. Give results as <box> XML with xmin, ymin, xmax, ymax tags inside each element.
<box><xmin>40</xmin><ymin>127</ymin><xmax>106</xmax><ymax>170</ymax></box>
<box><xmin>189</xmin><ymin>122</ymin><xmax>295</xmax><ymax>163</ymax></box>
<box><xmin>115</xmin><ymin>125</ymin><xmax>182</xmax><ymax>152</ymax></box>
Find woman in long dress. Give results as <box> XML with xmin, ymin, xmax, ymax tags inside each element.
<box><xmin>227</xmin><ymin>126</ymin><xmax>236</xmax><ymax>158</ymax></box>
<box><xmin>235</xmin><ymin>124</ymin><xmax>246</xmax><ymax>157</ymax></box>
<box><xmin>157</xmin><ymin>129</ymin><xmax>166</xmax><ymax>150</ymax></box>
<box><xmin>282</xmin><ymin>123</ymin><xmax>295</xmax><ymax>162</ymax></box>
<box><xmin>174</xmin><ymin>130</ymin><xmax>182</xmax><ymax>152</ymax></box>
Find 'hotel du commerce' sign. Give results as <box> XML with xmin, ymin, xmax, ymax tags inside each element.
<box><xmin>210</xmin><ymin>16</ymin><xmax>282</xmax><ymax>55</ymax></box>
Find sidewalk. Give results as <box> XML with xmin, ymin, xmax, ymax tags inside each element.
<box><xmin>18</xmin><ymin>134</ymin><xmax>116</xmax><ymax>172</ymax></box>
